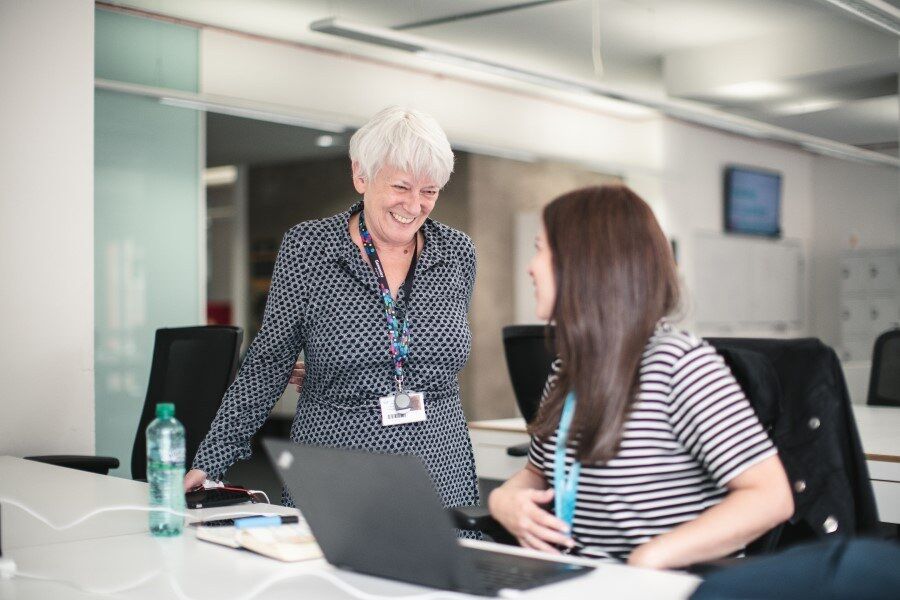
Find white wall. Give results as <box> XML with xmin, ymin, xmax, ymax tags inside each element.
<box><xmin>651</xmin><ymin>122</ymin><xmax>898</xmax><ymax>403</ymax></box>
<box><xmin>810</xmin><ymin>156</ymin><xmax>900</xmax><ymax>348</ymax></box>
<box><xmin>809</xmin><ymin>156</ymin><xmax>899</xmax><ymax>402</ymax></box>
<box><xmin>656</xmin><ymin>120</ymin><xmax>816</xmax><ymax>337</ymax></box>
<box><xmin>0</xmin><ymin>0</ymin><xmax>95</xmax><ymax>455</ymax></box>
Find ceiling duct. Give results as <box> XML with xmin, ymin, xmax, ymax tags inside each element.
<box><xmin>310</xmin><ymin>18</ymin><xmax>900</xmax><ymax>168</ymax></box>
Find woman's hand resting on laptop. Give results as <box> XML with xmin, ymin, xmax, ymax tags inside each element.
<box><xmin>488</xmin><ymin>465</ymin><xmax>574</xmax><ymax>554</ymax></box>
<box><xmin>182</xmin><ymin>359</ymin><xmax>303</xmax><ymax>493</ymax></box>
<box><xmin>184</xmin><ymin>468</ymin><xmax>207</xmax><ymax>492</ymax></box>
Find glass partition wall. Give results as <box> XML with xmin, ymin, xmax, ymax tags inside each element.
<box><xmin>94</xmin><ymin>10</ymin><xmax>201</xmax><ymax>478</ymax></box>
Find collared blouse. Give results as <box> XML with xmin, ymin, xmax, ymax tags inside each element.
<box><xmin>192</xmin><ymin>202</ymin><xmax>479</xmax><ymax>508</ymax></box>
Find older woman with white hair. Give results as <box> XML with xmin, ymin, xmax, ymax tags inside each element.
<box><xmin>185</xmin><ymin>106</ymin><xmax>479</xmax><ymax>510</ymax></box>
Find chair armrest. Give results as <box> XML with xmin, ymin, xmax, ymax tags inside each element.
<box><xmin>448</xmin><ymin>506</ymin><xmax>518</xmax><ymax>546</ymax></box>
<box><xmin>451</xmin><ymin>505</ymin><xmax>494</xmax><ymax>530</ymax></box>
<box><xmin>506</xmin><ymin>443</ymin><xmax>530</xmax><ymax>457</ymax></box>
<box><xmin>25</xmin><ymin>455</ymin><xmax>120</xmax><ymax>475</ymax></box>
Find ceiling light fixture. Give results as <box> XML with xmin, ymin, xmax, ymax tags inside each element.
<box><xmin>159</xmin><ymin>97</ymin><xmax>347</xmax><ymax>133</ymax></box>
<box><xmin>204</xmin><ymin>165</ymin><xmax>238</xmax><ymax>186</ymax></box>
<box><xmin>315</xmin><ymin>135</ymin><xmax>336</xmax><ymax>147</ymax></box>
<box><xmin>816</xmin><ymin>0</ymin><xmax>900</xmax><ymax>36</ymax></box>
<box><xmin>309</xmin><ymin>17</ymin><xmax>899</xmax><ymax>168</ymax></box>
<box><xmin>714</xmin><ymin>81</ymin><xmax>790</xmax><ymax>100</ymax></box>
<box><xmin>800</xmin><ymin>140</ymin><xmax>874</xmax><ymax>163</ymax></box>
<box><xmin>772</xmin><ymin>98</ymin><xmax>843</xmax><ymax>116</ymax></box>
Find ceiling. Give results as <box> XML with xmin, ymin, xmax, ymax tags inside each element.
<box><xmin>109</xmin><ymin>0</ymin><xmax>900</xmax><ymax>157</ymax></box>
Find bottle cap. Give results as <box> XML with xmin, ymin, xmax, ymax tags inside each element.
<box><xmin>156</xmin><ymin>403</ymin><xmax>175</xmax><ymax>419</ymax></box>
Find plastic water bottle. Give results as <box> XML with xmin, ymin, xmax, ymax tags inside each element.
<box><xmin>147</xmin><ymin>403</ymin><xmax>186</xmax><ymax>536</ymax></box>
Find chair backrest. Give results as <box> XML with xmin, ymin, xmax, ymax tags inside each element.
<box><xmin>501</xmin><ymin>325</ymin><xmax>556</xmax><ymax>423</ymax></box>
<box><xmin>704</xmin><ymin>337</ymin><xmax>879</xmax><ymax>548</ymax></box>
<box><xmin>130</xmin><ymin>326</ymin><xmax>242</xmax><ymax>480</ymax></box>
<box><xmin>867</xmin><ymin>328</ymin><xmax>900</xmax><ymax>406</ymax></box>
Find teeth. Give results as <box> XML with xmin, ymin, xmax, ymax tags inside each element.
<box><xmin>390</xmin><ymin>212</ymin><xmax>414</xmax><ymax>224</ymax></box>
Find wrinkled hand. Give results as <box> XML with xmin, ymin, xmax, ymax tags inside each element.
<box><xmin>488</xmin><ymin>487</ymin><xmax>573</xmax><ymax>554</ymax></box>
<box><xmin>288</xmin><ymin>360</ymin><xmax>306</xmax><ymax>393</ymax></box>
<box><xmin>183</xmin><ymin>468</ymin><xmax>207</xmax><ymax>492</ymax></box>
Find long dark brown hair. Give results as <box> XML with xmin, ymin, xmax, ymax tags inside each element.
<box><xmin>530</xmin><ymin>185</ymin><xmax>680</xmax><ymax>463</ymax></box>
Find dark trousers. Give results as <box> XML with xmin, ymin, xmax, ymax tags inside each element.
<box><xmin>691</xmin><ymin>538</ymin><xmax>900</xmax><ymax>600</ymax></box>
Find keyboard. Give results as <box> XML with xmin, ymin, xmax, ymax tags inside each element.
<box><xmin>464</xmin><ymin>546</ymin><xmax>591</xmax><ymax>592</ymax></box>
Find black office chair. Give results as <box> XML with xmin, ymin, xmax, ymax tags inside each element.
<box><xmin>499</xmin><ymin>325</ymin><xmax>555</xmax><ymax>458</ymax></box>
<box><xmin>867</xmin><ymin>328</ymin><xmax>900</xmax><ymax>407</ymax></box>
<box><xmin>454</xmin><ymin>328</ymin><xmax>880</xmax><ymax>559</ymax></box>
<box><xmin>706</xmin><ymin>337</ymin><xmax>879</xmax><ymax>552</ymax></box>
<box><xmin>27</xmin><ymin>326</ymin><xmax>242</xmax><ymax>479</ymax></box>
<box><xmin>502</xmin><ymin>325</ymin><xmax>556</xmax><ymax>424</ymax></box>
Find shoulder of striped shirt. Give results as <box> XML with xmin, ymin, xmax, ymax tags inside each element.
<box><xmin>645</xmin><ymin>327</ymin><xmax>705</xmax><ymax>361</ymax></box>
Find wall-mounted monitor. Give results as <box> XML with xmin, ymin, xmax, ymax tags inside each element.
<box><xmin>723</xmin><ymin>165</ymin><xmax>782</xmax><ymax>238</ymax></box>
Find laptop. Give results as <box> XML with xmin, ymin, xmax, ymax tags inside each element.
<box><xmin>262</xmin><ymin>439</ymin><xmax>592</xmax><ymax>597</ymax></box>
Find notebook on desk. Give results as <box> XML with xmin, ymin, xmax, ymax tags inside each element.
<box><xmin>196</xmin><ymin>523</ymin><xmax>322</xmax><ymax>562</ymax></box>
<box><xmin>262</xmin><ymin>439</ymin><xmax>592</xmax><ymax>597</ymax></box>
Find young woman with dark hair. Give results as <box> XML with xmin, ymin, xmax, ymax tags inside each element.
<box><xmin>488</xmin><ymin>185</ymin><xmax>794</xmax><ymax>569</ymax></box>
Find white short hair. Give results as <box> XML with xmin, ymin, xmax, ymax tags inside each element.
<box><xmin>349</xmin><ymin>106</ymin><xmax>454</xmax><ymax>187</ymax></box>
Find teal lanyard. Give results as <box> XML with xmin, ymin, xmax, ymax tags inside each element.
<box><xmin>553</xmin><ymin>392</ymin><xmax>581</xmax><ymax>528</ymax></box>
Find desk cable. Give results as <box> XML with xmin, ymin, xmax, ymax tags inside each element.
<box><xmin>0</xmin><ymin>498</ymin><xmax>492</xmax><ymax>600</ymax></box>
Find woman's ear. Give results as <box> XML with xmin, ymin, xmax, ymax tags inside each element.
<box><xmin>351</xmin><ymin>161</ymin><xmax>367</xmax><ymax>195</ymax></box>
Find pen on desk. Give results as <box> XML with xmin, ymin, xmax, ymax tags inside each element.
<box><xmin>233</xmin><ymin>515</ymin><xmax>300</xmax><ymax>529</ymax></box>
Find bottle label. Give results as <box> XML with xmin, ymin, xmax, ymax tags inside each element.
<box><xmin>164</xmin><ymin>446</ymin><xmax>185</xmax><ymax>464</ymax></box>
<box><xmin>150</xmin><ymin>445</ymin><xmax>185</xmax><ymax>465</ymax></box>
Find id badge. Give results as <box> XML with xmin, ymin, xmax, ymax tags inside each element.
<box><xmin>379</xmin><ymin>392</ymin><xmax>426</xmax><ymax>426</ymax></box>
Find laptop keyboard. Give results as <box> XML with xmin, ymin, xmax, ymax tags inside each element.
<box><xmin>464</xmin><ymin>547</ymin><xmax>591</xmax><ymax>592</ymax></box>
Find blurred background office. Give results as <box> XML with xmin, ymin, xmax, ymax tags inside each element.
<box><xmin>1</xmin><ymin>1</ymin><xmax>898</xmax><ymax>501</ymax></box>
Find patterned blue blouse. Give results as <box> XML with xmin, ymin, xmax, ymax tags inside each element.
<box><xmin>192</xmin><ymin>202</ymin><xmax>479</xmax><ymax>508</ymax></box>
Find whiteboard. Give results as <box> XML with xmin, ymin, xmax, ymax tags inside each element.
<box><xmin>693</xmin><ymin>233</ymin><xmax>804</xmax><ymax>327</ymax></box>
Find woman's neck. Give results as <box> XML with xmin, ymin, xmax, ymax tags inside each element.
<box><xmin>350</xmin><ymin>212</ymin><xmax>419</xmax><ymax>257</ymax></box>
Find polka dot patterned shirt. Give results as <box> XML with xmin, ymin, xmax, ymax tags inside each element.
<box><xmin>192</xmin><ymin>202</ymin><xmax>479</xmax><ymax>508</ymax></box>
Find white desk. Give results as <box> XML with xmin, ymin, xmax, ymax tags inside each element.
<box><xmin>0</xmin><ymin>457</ymin><xmax>700</xmax><ymax>599</ymax></box>
<box><xmin>469</xmin><ymin>404</ymin><xmax>900</xmax><ymax>524</ymax></box>
<box><xmin>0</xmin><ymin>456</ymin><xmax>297</xmax><ymax>550</ymax></box>
<box><xmin>849</xmin><ymin>405</ymin><xmax>900</xmax><ymax>523</ymax></box>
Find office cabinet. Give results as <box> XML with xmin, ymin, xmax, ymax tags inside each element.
<box><xmin>839</xmin><ymin>248</ymin><xmax>900</xmax><ymax>361</ymax></box>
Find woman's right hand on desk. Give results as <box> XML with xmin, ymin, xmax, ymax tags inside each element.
<box><xmin>488</xmin><ymin>468</ymin><xmax>574</xmax><ymax>554</ymax></box>
<box><xmin>184</xmin><ymin>468</ymin><xmax>207</xmax><ymax>492</ymax></box>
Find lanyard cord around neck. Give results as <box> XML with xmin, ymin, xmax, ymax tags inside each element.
<box><xmin>358</xmin><ymin>208</ymin><xmax>418</xmax><ymax>393</ymax></box>
<box><xmin>554</xmin><ymin>391</ymin><xmax>582</xmax><ymax>528</ymax></box>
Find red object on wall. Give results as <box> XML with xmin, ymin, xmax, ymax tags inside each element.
<box><xmin>207</xmin><ymin>302</ymin><xmax>233</xmax><ymax>325</ymax></box>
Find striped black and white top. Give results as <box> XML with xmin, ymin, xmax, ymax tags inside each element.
<box><xmin>527</xmin><ymin>324</ymin><xmax>777</xmax><ymax>562</ymax></box>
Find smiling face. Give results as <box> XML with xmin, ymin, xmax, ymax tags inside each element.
<box><xmin>528</xmin><ymin>224</ymin><xmax>557</xmax><ymax>322</ymax></box>
<box><xmin>352</xmin><ymin>162</ymin><xmax>440</xmax><ymax>247</ymax></box>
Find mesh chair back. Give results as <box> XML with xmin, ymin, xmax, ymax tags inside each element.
<box><xmin>501</xmin><ymin>325</ymin><xmax>555</xmax><ymax>424</ymax></box>
<box><xmin>130</xmin><ymin>326</ymin><xmax>242</xmax><ymax>480</ymax></box>
<box><xmin>868</xmin><ymin>328</ymin><xmax>900</xmax><ymax>406</ymax></box>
